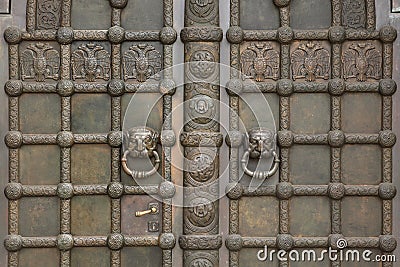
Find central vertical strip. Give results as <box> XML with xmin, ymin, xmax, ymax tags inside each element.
<box><xmin>180</xmin><ymin>0</ymin><xmax>223</xmax><ymax>266</ymax></box>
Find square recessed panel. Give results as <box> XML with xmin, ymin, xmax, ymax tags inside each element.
<box><xmin>239</xmin><ymin>197</ymin><xmax>279</xmax><ymax>237</ymax></box>
<box><xmin>72</xmin><ymin>94</ymin><xmax>111</xmax><ymax>133</ymax></box>
<box><xmin>121</xmin><ymin>247</ymin><xmax>162</xmax><ymax>267</ymax></box>
<box><xmin>71</xmin><ymin>247</ymin><xmax>110</xmax><ymax>267</ymax></box>
<box><xmin>342</xmin><ymin>145</ymin><xmax>381</xmax><ymax>185</ymax></box>
<box><xmin>121</xmin><ymin>195</ymin><xmax>161</xmax><ymax>235</ymax></box>
<box><xmin>71</xmin><ymin>144</ymin><xmax>111</xmax><ymax>184</ymax></box>
<box><xmin>290</xmin><ymin>197</ymin><xmax>330</xmax><ymax>237</ymax></box>
<box><xmin>71</xmin><ymin>196</ymin><xmax>111</xmax><ymax>236</ymax></box>
<box><xmin>71</xmin><ymin>0</ymin><xmax>111</xmax><ymax>29</ymax></box>
<box><xmin>19</xmin><ymin>197</ymin><xmax>59</xmax><ymax>236</ymax></box>
<box><xmin>121</xmin><ymin>92</ymin><xmax>163</xmax><ymax>131</ymax></box>
<box><xmin>342</xmin><ymin>94</ymin><xmax>381</xmax><ymax>133</ymax></box>
<box><xmin>342</xmin><ymin>197</ymin><xmax>382</xmax><ymax>237</ymax></box>
<box><xmin>20</xmin><ymin>94</ymin><xmax>61</xmax><ymax>134</ymax></box>
<box><xmin>289</xmin><ymin>249</ymin><xmax>330</xmax><ymax>266</ymax></box>
<box><xmin>290</xmin><ymin>94</ymin><xmax>331</xmax><ymax>134</ymax></box>
<box><xmin>290</xmin><ymin>0</ymin><xmax>332</xmax><ymax>29</ymax></box>
<box><xmin>239</xmin><ymin>249</ymin><xmax>279</xmax><ymax>267</ymax></box>
<box><xmin>20</xmin><ymin>145</ymin><xmax>60</xmax><ymax>185</ymax></box>
<box><xmin>19</xmin><ymin>248</ymin><xmax>59</xmax><ymax>267</ymax></box>
<box><xmin>121</xmin><ymin>0</ymin><xmax>163</xmax><ymax>30</ymax></box>
<box><xmin>239</xmin><ymin>93</ymin><xmax>279</xmax><ymax>131</ymax></box>
<box><xmin>289</xmin><ymin>145</ymin><xmax>330</xmax><ymax>185</ymax></box>
<box><xmin>240</xmin><ymin>0</ymin><xmax>280</xmax><ymax>30</ymax></box>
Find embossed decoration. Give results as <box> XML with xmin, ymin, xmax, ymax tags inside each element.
<box><xmin>187</xmin><ymin>94</ymin><xmax>216</xmax><ymax>125</ymax></box>
<box><xmin>160</xmin><ymin>27</ymin><xmax>177</xmax><ymax>45</ymax></box>
<box><xmin>328</xmin><ymin>183</ymin><xmax>345</xmax><ymax>200</ymax></box>
<box><xmin>226</xmin><ymin>26</ymin><xmax>244</xmax><ymax>44</ymax></box>
<box><xmin>108</xmin><ymin>26</ymin><xmax>125</xmax><ymax>44</ymax></box>
<box><xmin>380</xmin><ymin>25</ymin><xmax>397</xmax><ymax>43</ymax></box>
<box><xmin>378</xmin><ymin>183</ymin><xmax>397</xmax><ymax>200</ymax></box>
<box><xmin>225</xmin><ymin>183</ymin><xmax>243</xmax><ymax>200</ymax></box>
<box><xmin>159</xmin><ymin>79</ymin><xmax>176</xmax><ymax>95</ymax></box>
<box><xmin>185</xmin><ymin>251</ymin><xmax>218</xmax><ymax>267</ymax></box>
<box><xmin>4</xmin><ymin>26</ymin><xmax>22</xmax><ymax>44</ymax></box>
<box><xmin>159</xmin><ymin>233</ymin><xmax>176</xmax><ymax>249</ymax></box>
<box><xmin>57</xmin><ymin>183</ymin><xmax>74</xmax><ymax>199</ymax></box>
<box><xmin>5</xmin><ymin>80</ymin><xmax>23</xmax><ymax>97</ymax></box>
<box><xmin>185</xmin><ymin>195</ymin><xmax>218</xmax><ymax>233</ymax></box>
<box><xmin>247</xmin><ymin>128</ymin><xmax>276</xmax><ymax>159</ymax></box>
<box><xmin>379</xmin><ymin>79</ymin><xmax>397</xmax><ymax>96</ymax></box>
<box><xmin>342</xmin><ymin>43</ymin><xmax>382</xmax><ymax>82</ymax></box>
<box><xmin>187</xmin><ymin>148</ymin><xmax>217</xmax><ymax>184</ymax></box>
<box><xmin>241</xmin><ymin>43</ymin><xmax>279</xmax><ymax>82</ymax></box>
<box><xmin>57</xmin><ymin>27</ymin><xmax>74</xmax><ymax>45</ymax></box>
<box><xmin>107</xmin><ymin>182</ymin><xmax>124</xmax><ymax>198</ymax></box>
<box><xmin>72</xmin><ymin>43</ymin><xmax>111</xmax><ymax>82</ymax></box>
<box><xmin>160</xmin><ymin>130</ymin><xmax>176</xmax><ymax>147</ymax></box>
<box><xmin>273</xmin><ymin>0</ymin><xmax>290</xmax><ymax>8</ymax></box>
<box><xmin>4</xmin><ymin>183</ymin><xmax>23</xmax><ymax>200</ymax></box>
<box><xmin>188</xmin><ymin>50</ymin><xmax>217</xmax><ymax>80</ymax></box>
<box><xmin>225</xmin><ymin>234</ymin><xmax>243</xmax><ymax>251</ymax></box>
<box><xmin>21</xmin><ymin>43</ymin><xmax>60</xmax><ymax>82</ymax></box>
<box><xmin>277</xmin><ymin>79</ymin><xmax>294</xmax><ymax>96</ymax></box>
<box><xmin>226</xmin><ymin>79</ymin><xmax>243</xmax><ymax>96</ymax></box>
<box><xmin>158</xmin><ymin>181</ymin><xmax>176</xmax><ymax>199</ymax></box>
<box><xmin>5</xmin><ymin>131</ymin><xmax>23</xmax><ymax>149</ymax></box>
<box><xmin>276</xmin><ymin>182</ymin><xmax>293</xmax><ymax>200</ymax></box>
<box><xmin>187</xmin><ymin>0</ymin><xmax>218</xmax><ymax>24</ymax></box>
<box><xmin>107</xmin><ymin>79</ymin><xmax>125</xmax><ymax>96</ymax></box>
<box><xmin>179</xmin><ymin>235</ymin><xmax>222</xmax><ymax>250</ymax></box>
<box><xmin>329</xmin><ymin>234</ymin><xmax>345</xmax><ymax>249</ymax></box>
<box><xmin>36</xmin><ymin>0</ymin><xmax>62</xmax><ymax>30</ymax></box>
<box><xmin>109</xmin><ymin>0</ymin><xmax>128</xmax><ymax>9</ymax></box>
<box><xmin>328</xmin><ymin>130</ymin><xmax>345</xmax><ymax>148</ymax></box>
<box><xmin>57</xmin><ymin>131</ymin><xmax>74</xmax><ymax>148</ymax></box>
<box><xmin>278</xmin><ymin>130</ymin><xmax>293</xmax><ymax>147</ymax></box>
<box><xmin>107</xmin><ymin>233</ymin><xmax>124</xmax><ymax>250</ymax></box>
<box><xmin>379</xmin><ymin>235</ymin><xmax>397</xmax><ymax>252</ymax></box>
<box><xmin>291</xmin><ymin>42</ymin><xmax>330</xmax><ymax>82</ymax></box>
<box><xmin>57</xmin><ymin>80</ymin><xmax>74</xmax><ymax>96</ymax></box>
<box><xmin>4</xmin><ymin>235</ymin><xmax>22</xmax><ymax>252</ymax></box>
<box><xmin>342</xmin><ymin>0</ymin><xmax>366</xmax><ymax>29</ymax></box>
<box><xmin>379</xmin><ymin>130</ymin><xmax>396</xmax><ymax>148</ymax></box>
<box><xmin>123</xmin><ymin>44</ymin><xmax>162</xmax><ymax>82</ymax></box>
<box><xmin>328</xmin><ymin>78</ymin><xmax>345</xmax><ymax>96</ymax></box>
<box><xmin>57</xmin><ymin>234</ymin><xmax>74</xmax><ymax>251</ymax></box>
<box><xmin>328</xmin><ymin>26</ymin><xmax>346</xmax><ymax>43</ymax></box>
<box><xmin>277</xmin><ymin>26</ymin><xmax>294</xmax><ymax>44</ymax></box>
<box><xmin>276</xmin><ymin>234</ymin><xmax>294</xmax><ymax>251</ymax></box>
<box><xmin>108</xmin><ymin>131</ymin><xmax>123</xmax><ymax>147</ymax></box>
<box><xmin>225</xmin><ymin>131</ymin><xmax>243</xmax><ymax>147</ymax></box>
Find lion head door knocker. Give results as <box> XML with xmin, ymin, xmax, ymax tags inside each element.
<box><xmin>121</xmin><ymin>127</ymin><xmax>160</xmax><ymax>179</ymax></box>
<box><xmin>241</xmin><ymin>127</ymin><xmax>280</xmax><ymax>180</ymax></box>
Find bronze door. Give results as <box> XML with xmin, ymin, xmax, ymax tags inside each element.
<box><xmin>1</xmin><ymin>0</ymin><xmax>399</xmax><ymax>266</ymax></box>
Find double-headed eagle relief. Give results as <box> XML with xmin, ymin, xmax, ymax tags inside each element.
<box><xmin>342</xmin><ymin>43</ymin><xmax>382</xmax><ymax>82</ymax></box>
<box><xmin>20</xmin><ymin>43</ymin><xmax>60</xmax><ymax>82</ymax></box>
<box><xmin>72</xmin><ymin>43</ymin><xmax>111</xmax><ymax>82</ymax></box>
<box><xmin>123</xmin><ymin>44</ymin><xmax>162</xmax><ymax>82</ymax></box>
<box><xmin>291</xmin><ymin>42</ymin><xmax>330</xmax><ymax>82</ymax></box>
<box><xmin>240</xmin><ymin>43</ymin><xmax>280</xmax><ymax>82</ymax></box>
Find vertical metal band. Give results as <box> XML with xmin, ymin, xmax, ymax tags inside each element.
<box><xmin>181</xmin><ymin>0</ymin><xmax>221</xmax><ymax>266</ymax></box>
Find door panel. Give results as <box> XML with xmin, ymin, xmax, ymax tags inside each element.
<box><xmin>1</xmin><ymin>0</ymin><xmax>399</xmax><ymax>267</ymax></box>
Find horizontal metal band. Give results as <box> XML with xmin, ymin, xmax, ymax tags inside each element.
<box><xmin>179</xmin><ymin>235</ymin><xmax>222</xmax><ymax>250</ymax></box>
<box><xmin>124</xmin><ymin>236</ymin><xmax>159</xmax><ymax>247</ymax></box>
<box><xmin>180</xmin><ymin>27</ymin><xmax>223</xmax><ymax>43</ymax></box>
<box><xmin>180</xmin><ymin>132</ymin><xmax>224</xmax><ymax>147</ymax></box>
<box><xmin>73</xmin><ymin>236</ymin><xmax>107</xmax><ymax>247</ymax></box>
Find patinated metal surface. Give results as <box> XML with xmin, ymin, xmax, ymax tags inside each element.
<box><xmin>2</xmin><ymin>0</ymin><xmax>399</xmax><ymax>266</ymax></box>
<box><xmin>226</xmin><ymin>0</ymin><xmax>397</xmax><ymax>266</ymax></box>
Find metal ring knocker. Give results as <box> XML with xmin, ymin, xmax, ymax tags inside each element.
<box><xmin>121</xmin><ymin>127</ymin><xmax>160</xmax><ymax>179</ymax></box>
<box><xmin>241</xmin><ymin>127</ymin><xmax>280</xmax><ymax>180</ymax></box>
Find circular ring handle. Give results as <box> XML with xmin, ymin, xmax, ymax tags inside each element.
<box><xmin>121</xmin><ymin>150</ymin><xmax>160</xmax><ymax>178</ymax></box>
<box><xmin>241</xmin><ymin>150</ymin><xmax>280</xmax><ymax>179</ymax></box>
